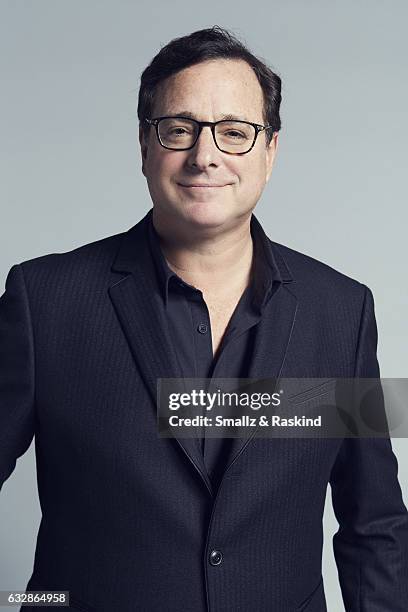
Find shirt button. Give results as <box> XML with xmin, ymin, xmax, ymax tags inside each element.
<box><xmin>197</xmin><ymin>323</ymin><xmax>208</xmax><ymax>334</ymax></box>
<box><xmin>209</xmin><ymin>549</ymin><xmax>223</xmax><ymax>566</ymax></box>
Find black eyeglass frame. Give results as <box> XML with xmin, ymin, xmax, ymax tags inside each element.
<box><xmin>144</xmin><ymin>116</ymin><xmax>275</xmax><ymax>155</ymax></box>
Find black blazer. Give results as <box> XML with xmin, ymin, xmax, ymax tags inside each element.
<box><xmin>1</xmin><ymin>209</ymin><xmax>407</xmax><ymax>612</ymax></box>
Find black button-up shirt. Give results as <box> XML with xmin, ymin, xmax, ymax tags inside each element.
<box><xmin>147</xmin><ymin>213</ymin><xmax>277</xmax><ymax>490</ymax></box>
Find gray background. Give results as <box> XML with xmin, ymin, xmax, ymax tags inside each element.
<box><xmin>0</xmin><ymin>1</ymin><xmax>407</xmax><ymax>610</ymax></box>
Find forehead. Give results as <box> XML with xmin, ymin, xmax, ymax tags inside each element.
<box><xmin>153</xmin><ymin>59</ymin><xmax>265</xmax><ymax>121</ymax></box>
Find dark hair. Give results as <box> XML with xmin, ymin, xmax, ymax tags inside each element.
<box><xmin>137</xmin><ymin>26</ymin><xmax>282</xmax><ymax>146</ymax></box>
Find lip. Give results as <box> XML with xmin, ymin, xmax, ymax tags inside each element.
<box><xmin>178</xmin><ymin>183</ymin><xmax>228</xmax><ymax>188</ymax></box>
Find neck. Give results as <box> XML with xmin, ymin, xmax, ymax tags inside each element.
<box><xmin>152</xmin><ymin>210</ymin><xmax>254</xmax><ymax>297</ymax></box>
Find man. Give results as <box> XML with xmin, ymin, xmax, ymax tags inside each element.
<box><xmin>1</xmin><ymin>26</ymin><xmax>407</xmax><ymax>612</ymax></box>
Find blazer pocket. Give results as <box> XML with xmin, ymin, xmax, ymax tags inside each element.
<box><xmin>296</xmin><ymin>576</ymin><xmax>326</xmax><ymax>611</ymax></box>
<box><xmin>288</xmin><ymin>379</ymin><xmax>337</xmax><ymax>406</ymax></box>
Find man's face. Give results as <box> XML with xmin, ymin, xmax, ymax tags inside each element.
<box><xmin>139</xmin><ymin>59</ymin><xmax>278</xmax><ymax>231</ymax></box>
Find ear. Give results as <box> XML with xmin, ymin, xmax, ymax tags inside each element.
<box><xmin>139</xmin><ymin>124</ymin><xmax>149</xmax><ymax>177</ymax></box>
<box><xmin>265</xmin><ymin>132</ymin><xmax>279</xmax><ymax>183</ymax></box>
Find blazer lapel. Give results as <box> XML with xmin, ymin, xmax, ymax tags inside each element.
<box><xmin>108</xmin><ymin>210</ymin><xmax>212</xmax><ymax>494</ymax></box>
<box><xmin>220</xmin><ymin>242</ymin><xmax>298</xmax><ymax>470</ymax></box>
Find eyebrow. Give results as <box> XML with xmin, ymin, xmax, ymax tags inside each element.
<box><xmin>163</xmin><ymin>111</ymin><xmax>251</xmax><ymax>122</ymax></box>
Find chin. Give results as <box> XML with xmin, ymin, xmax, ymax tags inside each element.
<box><xmin>182</xmin><ymin>201</ymin><xmax>232</xmax><ymax>228</ymax></box>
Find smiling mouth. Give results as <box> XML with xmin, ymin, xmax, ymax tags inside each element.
<box><xmin>179</xmin><ymin>184</ymin><xmax>228</xmax><ymax>188</ymax></box>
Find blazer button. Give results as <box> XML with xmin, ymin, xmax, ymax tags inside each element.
<box><xmin>209</xmin><ymin>549</ymin><xmax>223</xmax><ymax>566</ymax></box>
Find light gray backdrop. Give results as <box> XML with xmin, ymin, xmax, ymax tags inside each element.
<box><xmin>1</xmin><ymin>2</ymin><xmax>407</xmax><ymax>611</ymax></box>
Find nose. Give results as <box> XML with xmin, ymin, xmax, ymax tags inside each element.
<box><xmin>186</xmin><ymin>125</ymin><xmax>221</xmax><ymax>170</ymax></box>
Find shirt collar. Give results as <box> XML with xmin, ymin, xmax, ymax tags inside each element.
<box><xmin>147</xmin><ymin>210</ymin><xmax>281</xmax><ymax>313</ymax></box>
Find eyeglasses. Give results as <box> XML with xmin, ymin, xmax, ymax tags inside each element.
<box><xmin>144</xmin><ymin>116</ymin><xmax>275</xmax><ymax>155</ymax></box>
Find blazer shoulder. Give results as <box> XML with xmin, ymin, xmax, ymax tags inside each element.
<box><xmin>12</xmin><ymin>230</ymin><xmax>127</xmax><ymax>292</ymax></box>
<box><xmin>271</xmin><ymin>240</ymin><xmax>368</xmax><ymax>301</ymax></box>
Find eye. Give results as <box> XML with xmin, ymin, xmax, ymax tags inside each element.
<box><xmin>223</xmin><ymin>130</ymin><xmax>247</xmax><ymax>139</ymax></box>
<box><xmin>216</xmin><ymin>121</ymin><xmax>254</xmax><ymax>142</ymax></box>
<box><xmin>169</xmin><ymin>127</ymin><xmax>190</xmax><ymax>136</ymax></box>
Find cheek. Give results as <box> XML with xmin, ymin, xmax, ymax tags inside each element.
<box><xmin>146</xmin><ymin>159</ymin><xmax>169</xmax><ymax>193</ymax></box>
<box><xmin>238</xmin><ymin>159</ymin><xmax>267</xmax><ymax>194</ymax></box>
<box><xmin>148</xmin><ymin>153</ymin><xmax>183</xmax><ymax>185</ymax></box>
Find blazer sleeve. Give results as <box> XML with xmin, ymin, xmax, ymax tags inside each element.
<box><xmin>0</xmin><ymin>264</ymin><xmax>35</xmax><ymax>491</ymax></box>
<box><xmin>329</xmin><ymin>285</ymin><xmax>408</xmax><ymax>611</ymax></box>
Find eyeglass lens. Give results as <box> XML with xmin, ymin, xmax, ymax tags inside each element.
<box><xmin>157</xmin><ymin>118</ymin><xmax>256</xmax><ymax>153</ymax></box>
